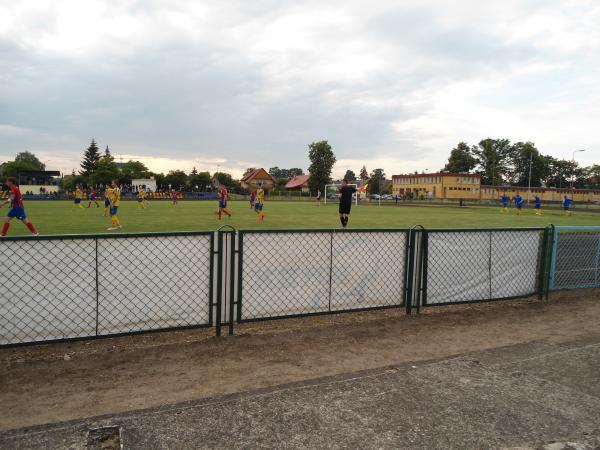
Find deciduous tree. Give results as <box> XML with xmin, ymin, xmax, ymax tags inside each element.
<box><xmin>307</xmin><ymin>140</ymin><xmax>336</xmax><ymax>195</ymax></box>
<box><xmin>443</xmin><ymin>142</ymin><xmax>477</xmax><ymax>173</ymax></box>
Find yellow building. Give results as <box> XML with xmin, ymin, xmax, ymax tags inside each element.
<box><xmin>392</xmin><ymin>172</ymin><xmax>600</xmax><ymax>203</ymax></box>
<box><xmin>392</xmin><ymin>173</ymin><xmax>481</xmax><ymax>200</ymax></box>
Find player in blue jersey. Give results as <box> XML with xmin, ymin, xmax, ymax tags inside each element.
<box><xmin>500</xmin><ymin>193</ymin><xmax>510</xmax><ymax>213</ymax></box>
<box><xmin>534</xmin><ymin>195</ymin><xmax>542</xmax><ymax>215</ymax></box>
<box><xmin>562</xmin><ymin>195</ymin><xmax>573</xmax><ymax>216</ymax></box>
<box><xmin>513</xmin><ymin>193</ymin><xmax>524</xmax><ymax>215</ymax></box>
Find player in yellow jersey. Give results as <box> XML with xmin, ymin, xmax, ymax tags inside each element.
<box><xmin>73</xmin><ymin>185</ymin><xmax>83</xmax><ymax>208</ymax></box>
<box><xmin>137</xmin><ymin>187</ymin><xmax>146</xmax><ymax>209</ymax></box>
<box><xmin>103</xmin><ymin>186</ymin><xmax>113</xmax><ymax>217</ymax></box>
<box><xmin>107</xmin><ymin>179</ymin><xmax>122</xmax><ymax>231</ymax></box>
<box><xmin>254</xmin><ymin>183</ymin><xmax>265</xmax><ymax>222</ymax></box>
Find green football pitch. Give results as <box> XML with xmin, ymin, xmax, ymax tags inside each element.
<box><xmin>1</xmin><ymin>200</ymin><xmax>598</xmax><ymax>236</ymax></box>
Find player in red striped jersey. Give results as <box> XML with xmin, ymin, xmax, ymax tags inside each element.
<box><xmin>0</xmin><ymin>177</ymin><xmax>38</xmax><ymax>236</ymax></box>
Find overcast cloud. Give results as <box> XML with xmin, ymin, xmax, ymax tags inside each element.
<box><xmin>1</xmin><ymin>0</ymin><xmax>599</xmax><ymax>177</ymax></box>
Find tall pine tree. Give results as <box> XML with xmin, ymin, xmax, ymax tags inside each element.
<box><xmin>359</xmin><ymin>165</ymin><xmax>369</xmax><ymax>180</ymax></box>
<box><xmin>80</xmin><ymin>139</ymin><xmax>101</xmax><ymax>176</ymax></box>
<box><xmin>104</xmin><ymin>146</ymin><xmax>111</xmax><ymax>158</ymax></box>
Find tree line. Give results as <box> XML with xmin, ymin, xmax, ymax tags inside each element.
<box><xmin>3</xmin><ymin>137</ymin><xmax>596</xmax><ymax>195</ymax></box>
<box><xmin>443</xmin><ymin>139</ymin><xmax>599</xmax><ymax>189</ymax></box>
<box><xmin>69</xmin><ymin>139</ymin><xmax>240</xmax><ymax>191</ymax></box>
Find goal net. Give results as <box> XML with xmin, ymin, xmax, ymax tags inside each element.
<box><xmin>324</xmin><ymin>184</ymin><xmax>359</xmax><ymax>206</ymax></box>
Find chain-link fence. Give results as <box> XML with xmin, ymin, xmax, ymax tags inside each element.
<box><xmin>6</xmin><ymin>224</ymin><xmax>589</xmax><ymax>346</ymax></box>
<box><xmin>424</xmin><ymin>228</ymin><xmax>546</xmax><ymax>305</ymax></box>
<box><xmin>550</xmin><ymin>226</ymin><xmax>600</xmax><ymax>290</ymax></box>
<box><xmin>237</xmin><ymin>229</ymin><xmax>408</xmax><ymax>321</ymax></box>
<box><xmin>0</xmin><ymin>232</ymin><xmax>213</xmax><ymax>346</ymax></box>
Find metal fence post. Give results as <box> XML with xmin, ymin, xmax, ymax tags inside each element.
<box><xmin>229</xmin><ymin>231</ymin><xmax>236</xmax><ymax>336</ymax></box>
<box><xmin>215</xmin><ymin>231</ymin><xmax>223</xmax><ymax>337</ymax></box>
<box><xmin>405</xmin><ymin>225</ymin><xmax>425</xmax><ymax>314</ymax></box>
<box><xmin>236</xmin><ymin>231</ymin><xmax>244</xmax><ymax>322</ymax></box>
<box><xmin>209</xmin><ymin>233</ymin><xmax>215</xmax><ymax>327</ymax></box>
<box><xmin>405</xmin><ymin>229</ymin><xmax>415</xmax><ymax>315</ymax></box>
<box><xmin>548</xmin><ymin>224</ymin><xmax>558</xmax><ymax>295</ymax></box>
<box><xmin>419</xmin><ymin>230</ymin><xmax>429</xmax><ymax>311</ymax></box>
<box><xmin>538</xmin><ymin>225</ymin><xmax>550</xmax><ymax>300</ymax></box>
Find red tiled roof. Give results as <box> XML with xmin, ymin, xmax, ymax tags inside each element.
<box><xmin>241</xmin><ymin>168</ymin><xmax>259</xmax><ymax>182</ymax></box>
<box><xmin>241</xmin><ymin>168</ymin><xmax>275</xmax><ymax>183</ymax></box>
<box><xmin>285</xmin><ymin>175</ymin><xmax>310</xmax><ymax>189</ymax></box>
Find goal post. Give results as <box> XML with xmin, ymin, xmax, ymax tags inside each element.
<box><xmin>324</xmin><ymin>184</ymin><xmax>359</xmax><ymax>206</ymax></box>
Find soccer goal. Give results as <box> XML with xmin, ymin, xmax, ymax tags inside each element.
<box><xmin>324</xmin><ymin>184</ymin><xmax>359</xmax><ymax>205</ymax></box>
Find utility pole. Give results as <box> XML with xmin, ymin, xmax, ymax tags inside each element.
<box><xmin>571</xmin><ymin>149</ymin><xmax>586</xmax><ymax>190</ymax></box>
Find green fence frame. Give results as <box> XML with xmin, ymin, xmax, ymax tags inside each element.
<box><xmin>0</xmin><ymin>231</ymin><xmax>215</xmax><ymax>347</ymax></box>
<box><xmin>235</xmin><ymin>228</ymin><xmax>411</xmax><ymax>325</ymax></box>
<box><xmin>416</xmin><ymin>227</ymin><xmax>549</xmax><ymax>307</ymax></box>
<box><xmin>548</xmin><ymin>225</ymin><xmax>600</xmax><ymax>291</ymax></box>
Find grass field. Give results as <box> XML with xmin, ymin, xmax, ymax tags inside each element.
<box><xmin>1</xmin><ymin>200</ymin><xmax>598</xmax><ymax>236</ymax></box>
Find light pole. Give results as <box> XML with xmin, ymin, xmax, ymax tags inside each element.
<box><xmin>527</xmin><ymin>150</ymin><xmax>533</xmax><ymax>204</ymax></box>
<box><xmin>571</xmin><ymin>149</ymin><xmax>585</xmax><ymax>190</ymax></box>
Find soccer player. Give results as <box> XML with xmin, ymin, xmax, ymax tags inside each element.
<box><xmin>338</xmin><ymin>179</ymin><xmax>356</xmax><ymax>228</ymax></box>
<box><xmin>103</xmin><ymin>186</ymin><xmax>112</xmax><ymax>217</ymax></box>
<box><xmin>563</xmin><ymin>195</ymin><xmax>573</xmax><ymax>216</ymax></box>
<box><xmin>513</xmin><ymin>193</ymin><xmax>524</xmax><ymax>215</ymax></box>
<box><xmin>137</xmin><ymin>187</ymin><xmax>146</xmax><ymax>209</ymax></box>
<box><xmin>73</xmin><ymin>185</ymin><xmax>83</xmax><ymax>209</ymax></box>
<box><xmin>249</xmin><ymin>190</ymin><xmax>256</xmax><ymax>209</ymax></box>
<box><xmin>500</xmin><ymin>193</ymin><xmax>510</xmax><ymax>213</ymax></box>
<box><xmin>316</xmin><ymin>189</ymin><xmax>322</xmax><ymax>205</ymax></box>
<box><xmin>171</xmin><ymin>188</ymin><xmax>178</xmax><ymax>205</ymax></box>
<box><xmin>254</xmin><ymin>183</ymin><xmax>265</xmax><ymax>222</ymax></box>
<box><xmin>107</xmin><ymin>179</ymin><xmax>122</xmax><ymax>231</ymax></box>
<box><xmin>0</xmin><ymin>177</ymin><xmax>38</xmax><ymax>236</ymax></box>
<box><xmin>534</xmin><ymin>195</ymin><xmax>542</xmax><ymax>215</ymax></box>
<box><xmin>217</xmin><ymin>186</ymin><xmax>232</xmax><ymax>220</ymax></box>
<box><xmin>87</xmin><ymin>187</ymin><xmax>100</xmax><ymax>208</ymax></box>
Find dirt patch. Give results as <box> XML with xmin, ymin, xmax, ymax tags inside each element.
<box><xmin>86</xmin><ymin>426</ymin><xmax>121</xmax><ymax>450</ymax></box>
<box><xmin>1</xmin><ymin>289</ymin><xmax>599</xmax><ymax>431</ymax></box>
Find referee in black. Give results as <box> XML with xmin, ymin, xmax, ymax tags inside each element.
<box><xmin>338</xmin><ymin>179</ymin><xmax>356</xmax><ymax>228</ymax></box>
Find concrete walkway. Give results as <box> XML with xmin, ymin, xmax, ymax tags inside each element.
<box><xmin>2</xmin><ymin>338</ymin><xmax>599</xmax><ymax>449</ymax></box>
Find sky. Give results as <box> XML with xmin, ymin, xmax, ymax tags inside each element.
<box><xmin>1</xmin><ymin>0</ymin><xmax>599</xmax><ymax>178</ymax></box>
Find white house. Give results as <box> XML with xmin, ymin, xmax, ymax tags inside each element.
<box><xmin>132</xmin><ymin>178</ymin><xmax>157</xmax><ymax>192</ymax></box>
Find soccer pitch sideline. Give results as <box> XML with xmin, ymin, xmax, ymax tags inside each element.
<box><xmin>2</xmin><ymin>200</ymin><xmax>598</xmax><ymax>236</ymax></box>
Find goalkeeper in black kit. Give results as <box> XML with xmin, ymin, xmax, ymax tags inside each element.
<box><xmin>338</xmin><ymin>179</ymin><xmax>356</xmax><ymax>228</ymax></box>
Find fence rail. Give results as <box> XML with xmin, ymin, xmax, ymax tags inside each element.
<box><xmin>1</xmin><ymin>225</ymin><xmax>596</xmax><ymax>347</ymax></box>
